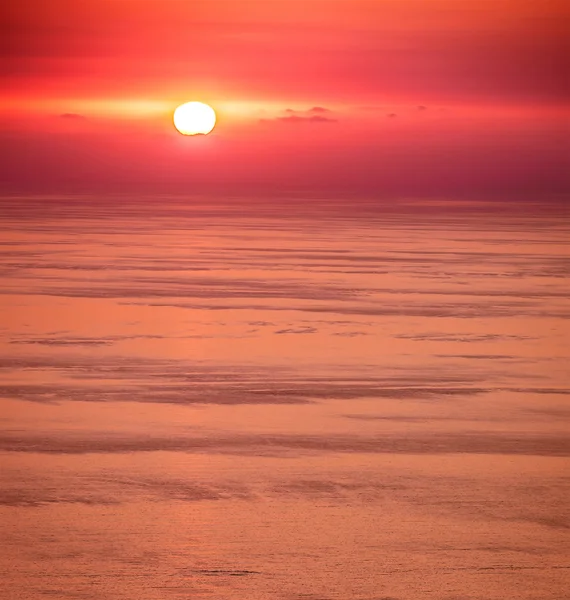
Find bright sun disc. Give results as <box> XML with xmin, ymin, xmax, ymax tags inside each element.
<box><xmin>173</xmin><ymin>102</ymin><xmax>216</xmax><ymax>135</ymax></box>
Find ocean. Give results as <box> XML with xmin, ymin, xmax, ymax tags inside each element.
<box><xmin>0</xmin><ymin>196</ymin><xmax>568</xmax><ymax>599</ymax></box>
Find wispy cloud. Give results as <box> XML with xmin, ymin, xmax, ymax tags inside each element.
<box><xmin>261</xmin><ymin>106</ymin><xmax>338</xmax><ymax>124</ymax></box>
<box><xmin>59</xmin><ymin>113</ymin><xmax>86</xmax><ymax>120</ymax></box>
<box><xmin>275</xmin><ymin>114</ymin><xmax>338</xmax><ymax>124</ymax></box>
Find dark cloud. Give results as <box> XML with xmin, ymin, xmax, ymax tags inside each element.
<box><xmin>261</xmin><ymin>106</ymin><xmax>338</xmax><ymax>124</ymax></box>
<box><xmin>59</xmin><ymin>113</ymin><xmax>86</xmax><ymax>119</ymax></box>
<box><xmin>270</xmin><ymin>115</ymin><xmax>338</xmax><ymax>124</ymax></box>
<box><xmin>2</xmin><ymin>118</ymin><xmax>567</xmax><ymax>196</ymax></box>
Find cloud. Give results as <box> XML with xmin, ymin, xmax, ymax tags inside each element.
<box><xmin>59</xmin><ymin>113</ymin><xmax>86</xmax><ymax>119</ymax></box>
<box><xmin>261</xmin><ymin>107</ymin><xmax>338</xmax><ymax>124</ymax></box>
<box><xmin>276</xmin><ymin>115</ymin><xmax>338</xmax><ymax>124</ymax></box>
<box><xmin>3</xmin><ymin>1</ymin><xmax>569</xmax><ymax>108</ymax></box>
<box><xmin>2</xmin><ymin>113</ymin><xmax>567</xmax><ymax>197</ymax></box>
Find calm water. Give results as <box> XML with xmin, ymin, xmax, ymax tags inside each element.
<box><xmin>0</xmin><ymin>197</ymin><xmax>569</xmax><ymax>599</ymax></box>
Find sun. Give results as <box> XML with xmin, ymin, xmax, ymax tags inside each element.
<box><xmin>173</xmin><ymin>102</ymin><xmax>216</xmax><ymax>135</ymax></box>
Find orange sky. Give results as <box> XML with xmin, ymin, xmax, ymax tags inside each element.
<box><xmin>1</xmin><ymin>0</ymin><xmax>568</xmax><ymax>197</ymax></box>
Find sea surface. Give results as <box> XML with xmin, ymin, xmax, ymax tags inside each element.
<box><xmin>0</xmin><ymin>196</ymin><xmax>568</xmax><ymax>600</ymax></box>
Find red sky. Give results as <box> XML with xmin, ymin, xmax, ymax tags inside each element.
<box><xmin>1</xmin><ymin>0</ymin><xmax>568</xmax><ymax>197</ymax></box>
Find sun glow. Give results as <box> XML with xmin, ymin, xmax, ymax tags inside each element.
<box><xmin>173</xmin><ymin>102</ymin><xmax>217</xmax><ymax>135</ymax></box>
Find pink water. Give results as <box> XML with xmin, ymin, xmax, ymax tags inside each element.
<box><xmin>1</xmin><ymin>197</ymin><xmax>568</xmax><ymax>599</ymax></box>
